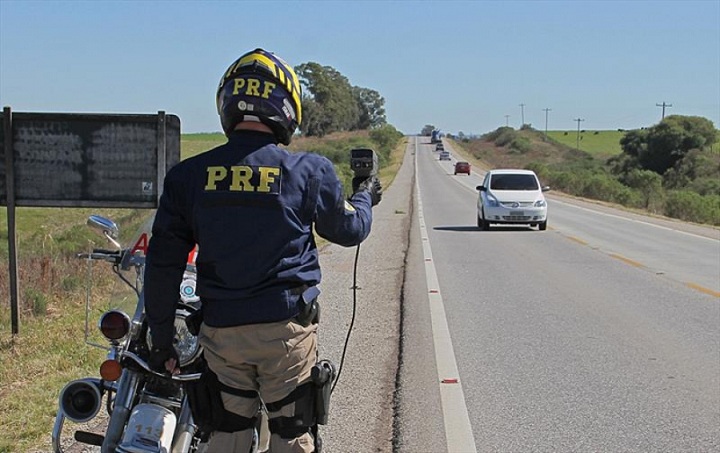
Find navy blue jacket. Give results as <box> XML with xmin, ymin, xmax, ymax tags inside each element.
<box><xmin>144</xmin><ymin>131</ymin><xmax>373</xmax><ymax>348</ymax></box>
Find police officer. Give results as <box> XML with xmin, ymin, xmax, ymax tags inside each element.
<box><xmin>144</xmin><ymin>48</ymin><xmax>381</xmax><ymax>452</ymax></box>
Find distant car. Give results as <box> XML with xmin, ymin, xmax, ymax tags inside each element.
<box><xmin>439</xmin><ymin>151</ymin><xmax>451</xmax><ymax>161</ymax></box>
<box><xmin>435</xmin><ymin>143</ymin><xmax>444</xmax><ymax>151</ymax></box>
<box><xmin>476</xmin><ymin>169</ymin><xmax>550</xmax><ymax>231</ymax></box>
<box><xmin>454</xmin><ymin>161</ymin><xmax>471</xmax><ymax>175</ymax></box>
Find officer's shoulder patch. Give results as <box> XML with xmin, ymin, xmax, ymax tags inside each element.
<box><xmin>344</xmin><ymin>200</ymin><xmax>356</xmax><ymax>212</ymax></box>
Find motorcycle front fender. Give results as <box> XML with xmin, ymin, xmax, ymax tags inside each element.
<box><xmin>102</xmin><ymin>370</ymin><xmax>141</xmax><ymax>453</ymax></box>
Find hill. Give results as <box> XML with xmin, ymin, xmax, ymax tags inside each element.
<box><xmin>545</xmin><ymin>130</ymin><xmax>624</xmax><ymax>158</ymax></box>
<box><xmin>451</xmin><ymin>126</ymin><xmax>600</xmax><ymax>170</ymax></box>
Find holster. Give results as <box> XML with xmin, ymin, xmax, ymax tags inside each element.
<box><xmin>185</xmin><ymin>307</ymin><xmax>203</xmax><ymax>336</ymax></box>
<box><xmin>311</xmin><ymin>359</ymin><xmax>336</xmax><ymax>425</ymax></box>
<box><xmin>295</xmin><ymin>286</ymin><xmax>320</xmax><ymax>327</ymax></box>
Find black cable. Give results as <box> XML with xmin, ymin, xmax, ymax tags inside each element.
<box><xmin>331</xmin><ymin>243</ymin><xmax>360</xmax><ymax>394</ymax></box>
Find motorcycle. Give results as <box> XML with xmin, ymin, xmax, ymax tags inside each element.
<box><xmin>51</xmin><ymin>215</ymin><xmax>266</xmax><ymax>453</ymax></box>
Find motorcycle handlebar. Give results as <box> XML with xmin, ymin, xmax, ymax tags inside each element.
<box><xmin>123</xmin><ymin>351</ymin><xmax>201</xmax><ymax>382</ymax></box>
<box><xmin>76</xmin><ymin>249</ymin><xmax>123</xmax><ymax>263</ymax></box>
<box><xmin>93</xmin><ymin>248</ymin><xmax>121</xmax><ymax>255</ymax></box>
<box><xmin>76</xmin><ymin>249</ymin><xmax>145</xmax><ymax>271</ymax></box>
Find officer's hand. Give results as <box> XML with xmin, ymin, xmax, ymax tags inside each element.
<box><xmin>149</xmin><ymin>345</ymin><xmax>180</xmax><ymax>375</ymax></box>
<box><xmin>353</xmin><ymin>176</ymin><xmax>382</xmax><ymax>207</ymax></box>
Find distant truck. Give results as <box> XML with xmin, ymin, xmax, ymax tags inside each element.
<box><xmin>431</xmin><ymin>129</ymin><xmax>441</xmax><ymax>144</ymax></box>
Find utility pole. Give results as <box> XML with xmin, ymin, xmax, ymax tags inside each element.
<box><xmin>574</xmin><ymin>118</ymin><xmax>585</xmax><ymax>150</ymax></box>
<box><xmin>656</xmin><ymin>102</ymin><xmax>672</xmax><ymax>120</ymax></box>
<box><xmin>519</xmin><ymin>103</ymin><xmax>525</xmax><ymax>127</ymax></box>
<box><xmin>543</xmin><ymin>108</ymin><xmax>551</xmax><ymax>139</ymax></box>
<box><xmin>505</xmin><ymin>115</ymin><xmax>510</xmax><ymax>127</ymax></box>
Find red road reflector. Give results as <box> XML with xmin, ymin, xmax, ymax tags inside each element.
<box><xmin>441</xmin><ymin>378</ymin><xmax>459</xmax><ymax>384</ymax></box>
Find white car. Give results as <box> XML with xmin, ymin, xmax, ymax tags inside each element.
<box><xmin>439</xmin><ymin>151</ymin><xmax>451</xmax><ymax>161</ymax></box>
<box><xmin>476</xmin><ymin>169</ymin><xmax>550</xmax><ymax>231</ymax></box>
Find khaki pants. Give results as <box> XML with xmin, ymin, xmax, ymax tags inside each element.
<box><xmin>199</xmin><ymin>320</ymin><xmax>318</xmax><ymax>453</ymax></box>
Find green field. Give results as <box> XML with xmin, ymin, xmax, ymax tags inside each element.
<box><xmin>545</xmin><ymin>130</ymin><xmax>624</xmax><ymax>157</ymax></box>
<box><xmin>181</xmin><ymin>132</ymin><xmax>227</xmax><ymax>159</ymax></box>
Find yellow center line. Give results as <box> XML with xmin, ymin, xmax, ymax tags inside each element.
<box><xmin>569</xmin><ymin>240</ymin><xmax>719</xmax><ymax>299</ymax></box>
<box><xmin>685</xmin><ymin>283</ymin><xmax>720</xmax><ymax>298</ymax></box>
<box><xmin>566</xmin><ymin>235</ymin><xmax>588</xmax><ymax>246</ymax></box>
<box><xmin>609</xmin><ymin>253</ymin><xmax>645</xmax><ymax>268</ymax></box>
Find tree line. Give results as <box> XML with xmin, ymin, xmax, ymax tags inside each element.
<box><xmin>607</xmin><ymin>115</ymin><xmax>718</xmax><ymax>224</ymax></box>
<box><xmin>295</xmin><ymin>62</ymin><xmax>387</xmax><ymax>137</ymax></box>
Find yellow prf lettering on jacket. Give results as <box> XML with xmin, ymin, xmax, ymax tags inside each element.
<box><xmin>205</xmin><ymin>166</ymin><xmax>228</xmax><ymax>190</ymax></box>
<box><xmin>205</xmin><ymin>165</ymin><xmax>282</xmax><ymax>194</ymax></box>
<box><xmin>258</xmin><ymin>167</ymin><xmax>280</xmax><ymax>193</ymax></box>
<box><xmin>229</xmin><ymin>166</ymin><xmax>253</xmax><ymax>191</ymax></box>
<box><xmin>232</xmin><ymin>77</ymin><xmax>276</xmax><ymax>99</ymax></box>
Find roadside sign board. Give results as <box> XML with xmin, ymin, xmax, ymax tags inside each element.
<box><xmin>0</xmin><ymin>110</ymin><xmax>180</xmax><ymax>207</ymax></box>
<box><xmin>1</xmin><ymin>108</ymin><xmax>181</xmax><ymax>335</ymax></box>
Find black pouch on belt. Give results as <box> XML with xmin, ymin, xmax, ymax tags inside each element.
<box><xmin>295</xmin><ymin>286</ymin><xmax>321</xmax><ymax>327</ymax></box>
<box><xmin>185</xmin><ymin>359</ymin><xmax>224</xmax><ymax>436</ymax></box>
<box><xmin>186</xmin><ymin>359</ymin><xmax>259</xmax><ymax>437</ymax></box>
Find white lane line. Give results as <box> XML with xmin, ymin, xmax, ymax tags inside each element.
<box><xmin>415</xmin><ymin>138</ymin><xmax>477</xmax><ymax>453</ymax></box>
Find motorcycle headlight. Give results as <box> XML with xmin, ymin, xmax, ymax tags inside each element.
<box><xmin>146</xmin><ymin>308</ymin><xmax>201</xmax><ymax>367</ymax></box>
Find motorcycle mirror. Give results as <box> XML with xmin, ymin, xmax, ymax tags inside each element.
<box><xmin>87</xmin><ymin>215</ymin><xmax>122</xmax><ymax>250</ymax></box>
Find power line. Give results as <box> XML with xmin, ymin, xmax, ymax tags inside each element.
<box><xmin>574</xmin><ymin>118</ymin><xmax>585</xmax><ymax>150</ymax></box>
<box><xmin>519</xmin><ymin>103</ymin><xmax>525</xmax><ymax>127</ymax></box>
<box><xmin>656</xmin><ymin>102</ymin><xmax>672</xmax><ymax>120</ymax></box>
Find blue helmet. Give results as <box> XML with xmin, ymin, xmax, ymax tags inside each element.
<box><xmin>216</xmin><ymin>49</ymin><xmax>303</xmax><ymax>145</ymax></box>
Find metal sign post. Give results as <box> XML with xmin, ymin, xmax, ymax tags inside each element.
<box><xmin>3</xmin><ymin>107</ymin><xmax>20</xmax><ymax>334</ymax></box>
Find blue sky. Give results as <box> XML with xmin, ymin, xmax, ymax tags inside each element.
<box><xmin>1</xmin><ymin>0</ymin><xmax>718</xmax><ymax>136</ymax></box>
